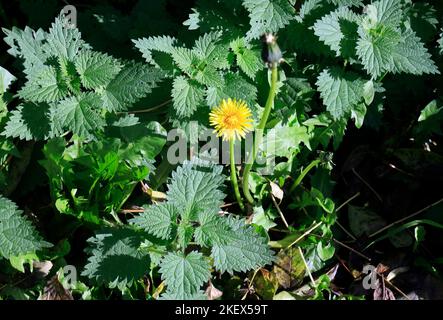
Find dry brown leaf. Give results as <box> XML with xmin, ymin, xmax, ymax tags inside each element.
<box><xmin>39</xmin><ymin>275</ymin><xmax>73</xmax><ymax>300</ymax></box>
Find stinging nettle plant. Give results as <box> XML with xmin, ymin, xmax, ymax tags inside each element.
<box><xmin>82</xmin><ymin>158</ymin><xmax>274</xmax><ymax>297</ymax></box>
<box><xmin>2</xmin><ymin>15</ymin><xmax>164</xmax><ymax>141</ymax></box>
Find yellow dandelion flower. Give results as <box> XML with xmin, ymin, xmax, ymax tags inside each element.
<box><xmin>209</xmin><ymin>98</ymin><xmax>253</xmax><ymax>141</ymax></box>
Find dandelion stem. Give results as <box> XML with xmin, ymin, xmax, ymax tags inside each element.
<box><xmin>289</xmin><ymin>159</ymin><xmax>321</xmax><ymax>193</ymax></box>
<box><xmin>230</xmin><ymin>139</ymin><xmax>245</xmax><ymax>211</ymax></box>
<box><xmin>243</xmin><ymin>66</ymin><xmax>278</xmax><ymax>204</ymax></box>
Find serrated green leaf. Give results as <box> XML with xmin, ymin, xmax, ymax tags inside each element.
<box><xmin>18</xmin><ymin>65</ymin><xmax>70</xmax><ymax>103</ymax></box>
<box><xmin>42</xmin><ymin>15</ymin><xmax>88</xmax><ymax>60</ymax></box>
<box><xmin>82</xmin><ymin>227</ymin><xmax>151</xmax><ymax>290</ymax></box>
<box><xmin>211</xmin><ymin>216</ymin><xmax>274</xmax><ymax>274</ymax></box>
<box><xmin>159</xmin><ymin>251</ymin><xmax>211</xmax><ymax>298</ymax></box>
<box><xmin>171</xmin><ymin>76</ymin><xmax>205</xmax><ymax>118</ymax></box>
<box><xmin>55</xmin><ymin>93</ymin><xmax>105</xmax><ymax>139</ymax></box>
<box><xmin>194</xmin><ymin>65</ymin><xmax>224</xmax><ymax>87</ymax></box>
<box><xmin>243</xmin><ymin>0</ymin><xmax>295</xmax><ymax>40</ymax></box>
<box><xmin>206</xmin><ymin>72</ymin><xmax>257</xmax><ymax>108</ymax></box>
<box><xmin>101</xmin><ymin>63</ymin><xmax>164</xmax><ymax>112</ymax></box>
<box><xmin>193</xmin><ymin>31</ymin><xmax>222</xmax><ymax>59</ymax></box>
<box><xmin>167</xmin><ymin>158</ymin><xmax>225</xmax><ymax>221</ymax></box>
<box><xmin>370</xmin><ymin>0</ymin><xmax>402</xmax><ymax>27</ymax></box>
<box><xmin>177</xmin><ymin>222</ymin><xmax>194</xmax><ymax>249</ymax></box>
<box><xmin>316</xmin><ymin>68</ymin><xmax>366</xmax><ymax>119</ymax></box>
<box><xmin>0</xmin><ymin>66</ymin><xmax>16</xmax><ymax>93</ymax></box>
<box><xmin>230</xmin><ymin>37</ymin><xmax>263</xmax><ymax>79</ymax></box>
<box><xmin>74</xmin><ymin>51</ymin><xmax>122</xmax><ymax>89</ymax></box>
<box><xmin>3</xmin><ymin>103</ymin><xmax>53</xmax><ymax>140</ymax></box>
<box><xmin>313</xmin><ymin>7</ymin><xmax>359</xmax><ymax>58</ymax></box>
<box><xmin>329</xmin><ymin>0</ymin><xmax>363</xmax><ymax>6</ymax></box>
<box><xmin>171</xmin><ymin>47</ymin><xmax>196</xmax><ymax>75</ymax></box>
<box><xmin>356</xmin><ymin>24</ymin><xmax>401</xmax><ymax>78</ymax></box>
<box><xmin>0</xmin><ymin>196</ymin><xmax>51</xmax><ymax>260</ymax></box>
<box><xmin>194</xmin><ymin>211</ymin><xmax>235</xmax><ymax>247</ymax></box>
<box><xmin>2</xmin><ymin>26</ymin><xmax>47</xmax><ymax>74</ymax></box>
<box><xmin>133</xmin><ymin>35</ymin><xmax>177</xmax><ymax>64</ymax></box>
<box><xmin>390</xmin><ymin>28</ymin><xmax>439</xmax><ymax>75</ymax></box>
<box><xmin>159</xmin><ymin>290</ymin><xmax>207</xmax><ymax>300</ymax></box>
<box><xmin>298</xmin><ymin>0</ymin><xmax>323</xmax><ymax>21</ymax></box>
<box><xmin>130</xmin><ymin>203</ymin><xmax>177</xmax><ymax>240</ymax></box>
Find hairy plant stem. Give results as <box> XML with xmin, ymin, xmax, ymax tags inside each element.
<box><xmin>289</xmin><ymin>159</ymin><xmax>321</xmax><ymax>193</ymax></box>
<box><xmin>230</xmin><ymin>139</ymin><xmax>244</xmax><ymax>211</ymax></box>
<box><xmin>242</xmin><ymin>66</ymin><xmax>278</xmax><ymax>204</ymax></box>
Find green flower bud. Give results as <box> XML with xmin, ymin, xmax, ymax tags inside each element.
<box><xmin>261</xmin><ymin>33</ymin><xmax>283</xmax><ymax>68</ymax></box>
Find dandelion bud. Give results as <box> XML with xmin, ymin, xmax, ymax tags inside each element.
<box><xmin>261</xmin><ymin>33</ymin><xmax>283</xmax><ymax>68</ymax></box>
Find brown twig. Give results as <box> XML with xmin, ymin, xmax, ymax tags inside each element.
<box><xmin>369</xmin><ymin>196</ymin><xmax>443</xmax><ymax>238</ymax></box>
<box><xmin>333</xmin><ymin>238</ymin><xmax>371</xmax><ymax>261</ymax></box>
<box><xmin>120</xmin><ymin>209</ymin><xmax>144</xmax><ymax>214</ymax></box>
<box><xmin>287</xmin><ymin>221</ymin><xmax>322</xmax><ymax>249</ymax></box>
<box><xmin>271</xmin><ymin>194</ymin><xmax>289</xmax><ymax>229</ymax></box>
<box><xmin>118</xmin><ymin>99</ymin><xmax>172</xmax><ymax>115</ymax></box>
<box><xmin>352</xmin><ymin>168</ymin><xmax>382</xmax><ymax>202</ymax></box>
<box><xmin>336</xmin><ymin>192</ymin><xmax>360</xmax><ymax>212</ymax></box>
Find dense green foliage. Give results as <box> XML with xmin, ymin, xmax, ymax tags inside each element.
<box><xmin>0</xmin><ymin>0</ymin><xmax>442</xmax><ymax>300</ymax></box>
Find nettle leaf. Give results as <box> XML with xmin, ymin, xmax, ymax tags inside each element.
<box><xmin>0</xmin><ymin>66</ymin><xmax>16</xmax><ymax>93</ymax></box>
<box><xmin>193</xmin><ymin>31</ymin><xmax>222</xmax><ymax>60</ymax></box>
<box><xmin>328</xmin><ymin>0</ymin><xmax>363</xmax><ymax>6</ymax></box>
<box><xmin>43</xmin><ymin>15</ymin><xmax>88</xmax><ymax>60</ymax></box>
<box><xmin>159</xmin><ymin>251</ymin><xmax>211</xmax><ymax>298</ymax></box>
<box><xmin>243</xmin><ymin>0</ymin><xmax>295</xmax><ymax>40</ymax></box>
<box><xmin>356</xmin><ymin>0</ymin><xmax>438</xmax><ymax>78</ymax></box>
<box><xmin>370</xmin><ymin>0</ymin><xmax>402</xmax><ymax>27</ymax></box>
<box><xmin>159</xmin><ymin>290</ymin><xmax>207</xmax><ymax>300</ymax></box>
<box><xmin>133</xmin><ymin>35</ymin><xmax>177</xmax><ymax>64</ymax></box>
<box><xmin>82</xmin><ymin>227</ymin><xmax>151</xmax><ymax>290</ymax></box>
<box><xmin>130</xmin><ymin>203</ymin><xmax>177</xmax><ymax>240</ymax></box>
<box><xmin>55</xmin><ymin>92</ymin><xmax>105</xmax><ymax>139</ymax></box>
<box><xmin>183</xmin><ymin>0</ymin><xmax>247</xmax><ymax>35</ymax></box>
<box><xmin>3</xmin><ymin>103</ymin><xmax>53</xmax><ymax>141</ymax></box>
<box><xmin>313</xmin><ymin>7</ymin><xmax>360</xmax><ymax>58</ymax></box>
<box><xmin>261</xmin><ymin>122</ymin><xmax>311</xmax><ymax>158</ymax></box>
<box><xmin>171</xmin><ymin>47</ymin><xmax>196</xmax><ymax>75</ymax></box>
<box><xmin>390</xmin><ymin>28</ymin><xmax>439</xmax><ymax>75</ymax></box>
<box><xmin>230</xmin><ymin>37</ymin><xmax>263</xmax><ymax>79</ymax></box>
<box><xmin>18</xmin><ymin>65</ymin><xmax>70</xmax><ymax>103</ymax></box>
<box><xmin>316</xmin><ymin>68</ymin><xmax>366</xmax><ymax>119</ymax></box>
<box><xmin>194</xmin><ymin>211</ymin><xmax>235</xmax><ymax>247</ymax></box>
<box><xmin>101</xmin><ymin>63</ymin><xmax>164</xmax><ymax>112</ymax></box>
<box><xmin>192</xmin><ymin>32</ymin><xmax>230</xmax><ymax>72</ymax></box>
<box><xmin>298</xmin><ymin>0</ymin><xmax>323</xmax><ymax>21</ymax></box>
<box><xmin>167</xmin><ymin>158</ymin><xmax>225</xmax><ymax>221</ymax></box>
<box><xmin>194</xmin><ymin>65</ymin><xmax>224</xmax><ymax>88</ymax></box>
<box><xmin>2</xmin><ymin>26</ymin><xmax>47</xmax><ymax>74</ymax></box>
<box><xmin>211</xmin><ymin>216</ymin><xmax>274</xmax><ymax>274</ymax></box>
<box><xmin>356</xmin><ymin>24</ymin><xmax>401</xmax><ymax>79</ymax></box>
<box><xmin>74</xmin><ymin>51</ymin><xmax>122</xmax><ymax>89</ymax></box>
<box><xmin>177</xmin><ymin>222</ymin><xmax>195</xmax><ymax>249</ymax></box>
<box><xmin>206</xmin><ymin>72</ymin><xmax>257</xmax><ymax>108</ymax></box>
<box><xmin>0</xmin><ymin>195</ymin><xmax>51</xmax><ymax>260</ymax></box>
<box><xmin>171</xmin><ymin>76</ymin><xmax>205</xmax><ymax>118</ymax></box>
